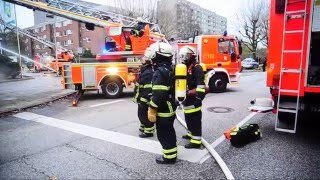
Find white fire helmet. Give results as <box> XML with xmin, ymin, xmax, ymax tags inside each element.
<box><xmin>178</xmin><ymin>45</ymin><xmax>196</xmax><ymax>64</ymax></box>
<box><xmin>143</xmin><ymin>42</ymin><xmax>173</xmax><ymax>62</ymax></box>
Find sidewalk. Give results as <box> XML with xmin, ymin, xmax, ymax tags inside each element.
<box><xmin>0</xmin><ymin>72</ymin><xmax>75</xmax><ymax>114</ymax></box>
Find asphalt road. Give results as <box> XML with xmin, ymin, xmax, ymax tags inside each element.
<box><xmin>1</xmin><ymin>71</ymin><xmax>320</xmax><ymax>179</ymax></box>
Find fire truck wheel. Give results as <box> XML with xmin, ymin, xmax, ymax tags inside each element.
<box><xmin>209</xmin><ymin>74</ymin><xmax>227</xmax><ymax>93</ymax></box>
<box><xmin>102</xmin><ymin>79</ymin><xmax>123</xmax><ymax>98</ymax></box>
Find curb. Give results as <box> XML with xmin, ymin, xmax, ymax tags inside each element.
<box><xmin>0</xmin><ymin>90</ymin><xmax>76</xmax><ymax>115</ymax></box>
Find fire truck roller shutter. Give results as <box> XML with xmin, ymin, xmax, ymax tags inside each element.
<box><xmin>101</xmin><ymin>75</ymin><xmax>124</xmax><ymax>98</ymax></box>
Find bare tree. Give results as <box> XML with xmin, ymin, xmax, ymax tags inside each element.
<box><xmin>156</xmin><ymin>1</ymin><xmax>177</xmax><ymax>39</ymax></box>
<box><xmin>237</xmin><ymin>0</ymin><xmax>270</xmax><ymax>59</ymax></box>
<box><xmin>113</xmin><ymin>0</ymin><xmax>157</xmax><ymax>23</ymax></box>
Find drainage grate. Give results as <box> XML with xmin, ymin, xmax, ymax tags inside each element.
<box><xmin>207</xmin><ymin>107</ymin><xmax>234</xmax><ymax>113</ymax></box>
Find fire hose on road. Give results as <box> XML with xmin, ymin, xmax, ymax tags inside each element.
<box><xmin>175</xmin><ymin>111</ymin><xmax>235</xmax><ymax>180</ymax></box>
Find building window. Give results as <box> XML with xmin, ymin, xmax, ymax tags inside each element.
<box><xmin>56</xmin><ymin>42</ymin><xmax>61</xmax><ymax>46</ymax></box>
<box><xmin>67</xmin><ymin>40</ymin><xmax>73</xmax><ymax>45</ymax></box>
<box><xmin>41</xmin><ymin>26</ymin><xmax>46</xmax><ymax>32</ymax></box>
<box><xmin>25</xmin><ymin>46</ymin><xmax>29</xmax><ymax>51</ymax></box>
<box><xmin>63</xmin><ymin>41</ymin><xmax>68</xmax><ymax>46</ymax></box>
<box><xmin>83</xmin><ymin>37</ymin><xmax>91</xmax><ymax>42</ymax></box>
<box><xmin>66</xmin><ymin>29</ymin><xmax>72</xmax><ymax>35</ymax></box>
<box><xmin>34</xmin><ymin>28</ymin><xmax>39</xmax><ymax>33</ymax></box>
<box><xmin>35</xmin><ymin>45</ymin><xmax>40</xmax><ymax>49</ymax></box>
<box><xmin>25</xmin><ymin>39</ymin><xmax>29</xmax><ymax>43</ymax></box>
<box><xmin>55</xmin><ymin>32</ymin><xmax>61</xmax><ymax>37</ymax></box>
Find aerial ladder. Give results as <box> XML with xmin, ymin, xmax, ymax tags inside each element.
<box><xmin>3</xmin><ymin>0</ymin><xmax>166</xmax><ymax>103</ymax></box>
<box><xmin>0</xmin><ymin>18</ymin><xmax>68</xmax><ymax>51</ymax></box>
<box><xmin>3</xmin><ymin>0</ymin><xmax>165</xmax><ymax>58</ymax></box>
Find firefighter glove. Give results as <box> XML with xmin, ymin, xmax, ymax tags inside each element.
<box><xmin>187</xmin><ymin>89</ymin><xmax>197</xmax><ymax>96</ymax></box>
<box><xmin>148</xmin><ymin>107</ymin><xmax>157</xmax><ymax>123</ymax></box>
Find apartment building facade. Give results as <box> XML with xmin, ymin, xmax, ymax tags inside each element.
<box><xmin>158</xmin><ymin>0</ymin><xmax>227</xmax><ymax>40</ymax></box>
<box><xmin>22</xmin><ymin>19</ymin><xmax>106</xmax><ymax>58</ymax></box>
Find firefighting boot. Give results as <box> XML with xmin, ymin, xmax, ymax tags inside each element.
<box><xmin>139</xmin><ymin>124</ymin><xmax>145</xmax><ymax>133</ymax></box>
<box><xmin>139</xmin><ymin>132</ymin><xmax>153</xmax><ymax>138</ymax></box>
<box><xmin>182</xmin><ymin>135</ymin><xmax>191</xmax><ymax>139</ymax></box>
<box><xmin>184</xmin><ymin>143</ymin><xmax>201</xmax><ymax>149</ymax></box>
<box><xmin>182</xmin><ymin>132</ymin><xmax>192</xmax><ymax>139</ymax></box>
<box><xmin>155</xmin><ymin>155</ymin><xmax>176</xmax><ymax>164</ymax></box>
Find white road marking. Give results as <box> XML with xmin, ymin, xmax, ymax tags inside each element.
<box><xmin>89</xmin><ymin>100</ymin><xmax>126</xmax><ymax>108</ymax></box>
<box><xmin>198</xmin><ymin>112</ymin><xmax>258</xmax><ymax>164</ymax></box>
<box><xmin>14</xmin><ymin>112</ymin><xmax>203</xmax><ymax>163</ymax></box>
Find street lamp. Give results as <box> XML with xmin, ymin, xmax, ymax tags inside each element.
<box><xmin>14</xmin><ymin>4</ymin><xmax>22</xmax><ymax>78</ymax></box>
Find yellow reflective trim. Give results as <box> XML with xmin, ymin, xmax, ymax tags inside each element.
<box><xmin>157</xmin><ymin>112</ymin><xmax>175</xmax><ymax>117</ymax></box>
<box><xmin>184</xmin><ymin>107</ymin><xmax>201</xmax><ymax>114</ymax></box>
<box><xmin>143</xmin><ymin>84</ymin><xmax>152</xmax><ymax>88</ymax></box>
<box><xmin>140</xmin><ymin>97</ymin><xmax>148</xmax><ymax>103</ymax></box>
<box><xmin>190</xmin><ymin>139</ymin><xmax>202</xmax><ymax>145</ymax></box>
<box><xmin>163</xmin><ymin>147</ymin><xmax>177</xmax><ymax>154</ymax></box>
<box><xmin>150</xmin><ymin>101</ymin><xmax>158</xmax><ymax>108</ymax></box>
<box><xmin>163</xmin><ymin>153</ymin><xmax>177</xmax><ymax>159</ymax></box>
<box><xmin>230</xmin><ymin>132</ymin><xmax>237</xmax><ymax>135</ymax></box>
<box><xmin>187</xmin><ymin>132</ymin><xmax>192</xmax><ymax>137</ymax></box>
<box><xmin>152</xmin><ymin>85</ymin><xmax>170</xmax><ymax>91</ymax></box>
<box><xmin>196</xmin><ymin>88</ymin><xmax>205</xmax><ymax>93</ymax></box>
<box><xmin>144</xmin><ymin>126</ymin><xmax>155</xmax><ymax>131</ymax></box>
<box><xmin>167</xmin><ymin>101</ymin><xmax>173</xmax><ymax>113</ymax></box>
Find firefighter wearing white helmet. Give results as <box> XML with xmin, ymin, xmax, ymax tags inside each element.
<box><xmin>179</xmin><ymin>45</ymin><xmax>206</xmax><ymax>149</ymax></box>
<box><xmin>133</xmin><ymin>46</ymin><xmax>154</xmax><ymax>138</ymax></box>
<box><xmin>147</xmin><ymin>42</ymin><xmax>178</xmax><ymax>164</ymax></box>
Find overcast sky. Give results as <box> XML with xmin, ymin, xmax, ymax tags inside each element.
<box><xmin>15</xmin><ymin>0</ymin><xmax>253</xmax><ymax>35</ymax></box>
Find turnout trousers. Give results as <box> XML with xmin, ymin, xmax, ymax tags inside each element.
<box><xmin>138</xmin><ymin>103</ymin><xmax>155</xmax><ymax>134</ymax></box>
<box><xmin>156</xmin><ymin>115</ymin><xmax>177</xmax><ymax>160</ymax></box>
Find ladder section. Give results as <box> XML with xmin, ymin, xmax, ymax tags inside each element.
<box><xmin>3</xmin><ymin>0</ymin><xmax>161</xmax><ymax>32</ymax></box>
<box><xmin>0</xmin><ymin>18</ymin><xmax>68</xmax><ymax>51</ymax></box>
<box><xmin>276</xmin><ymin>0</ymin><xmax>308</xmax><ymax>133</ymax></box>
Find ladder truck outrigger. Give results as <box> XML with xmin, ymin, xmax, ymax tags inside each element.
<box><xmin>251</xmin><ymin>0</ymin><xmax>320</xmax><ymax>133</ymax></box>
<box><xmin>4</xmin><ymin>0</ymin><xmax>165</xmax><ymax>105</ymax></box>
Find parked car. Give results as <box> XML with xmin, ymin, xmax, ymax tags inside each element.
<box><xmin>242</xmin><ymin>58</ymin><xmax>259</xmax><ymax>69</ymax></box>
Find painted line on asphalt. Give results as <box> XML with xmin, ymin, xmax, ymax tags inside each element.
<box><xmin>14</xmin><ymin>112</ymin><xmax>203</xmax><ymax>163</ymax></box>
<box><xmin>89</xmin><ymin>100</ymin><xmax>126</xmax><ymax>108</ymax></box>
<box><xmin>198</xmin><ymin>112</ymin><xmax>258</xmax><ymax>164</ymax></box>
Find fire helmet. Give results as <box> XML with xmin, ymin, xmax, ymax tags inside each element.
<box><xmin>144</xmin><ymin>42</ymin><xmax>173</xmax><ymax>64</ymax></box>
<box><xmin>178</xmin><ymin>45</ymin><xmax>196</xmax><ymax>65</ymax></box>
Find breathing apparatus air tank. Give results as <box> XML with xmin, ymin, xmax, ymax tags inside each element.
<box><xmin>175</xmin><ymin>63</ymin><xmax>187</xmax><ymax>102</ymax></box>
<box><xmin>200</xmin><ymin>63</ymin><xmax>208</xmax><ymax>84</ymax></box>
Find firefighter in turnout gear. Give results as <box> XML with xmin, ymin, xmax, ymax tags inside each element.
<box><xmin>146</xmin><ymin>42</ymin><xmax>177</xmax><ymax>164</ymax></box>
<box><xmin>133</xmin><ymin>47</ymin><xmax>155</xmax><ymax>138</ymax></box>
<box><xmin>179</xmin><ymin>46</ymin><xmax>206</xmax><ymax>149</ymax></box>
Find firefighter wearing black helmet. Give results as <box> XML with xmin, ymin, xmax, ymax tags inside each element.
<box><xmin>179</xmin><ymin>45</ymin><xmax>206</xmax><ymax>149</ymax></box>
<box><xmin>146</xmin><ymin>42</ymin><xmax>177</xmax><ymax>164</ymax></box>
<box><xmin>133</xmin><ymin>49</ymin><xmax>155</xmax><ymax>138</ymax></box>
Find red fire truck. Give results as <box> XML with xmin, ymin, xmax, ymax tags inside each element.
<box><xmin>267</xmin><ymin>0</ymin><xmax>320</xmax><ymax>133</ymax></box>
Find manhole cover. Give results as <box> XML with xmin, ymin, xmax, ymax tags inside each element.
<box><xmin>207</xmin><ymin>107</ymin><xmax>234</xmax><ymax>113</ymax></box>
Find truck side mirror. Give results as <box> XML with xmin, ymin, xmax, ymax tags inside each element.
<box><xmin>231</xmin><ymin>52</ymin><xmax>236</xmax><ymax>61</ymax></box>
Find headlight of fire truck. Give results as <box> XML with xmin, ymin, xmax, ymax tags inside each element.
<box><xmin>106</xmin><ymin>67</ymin><xmax>118</xmax><ymax>74</ymax></box>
